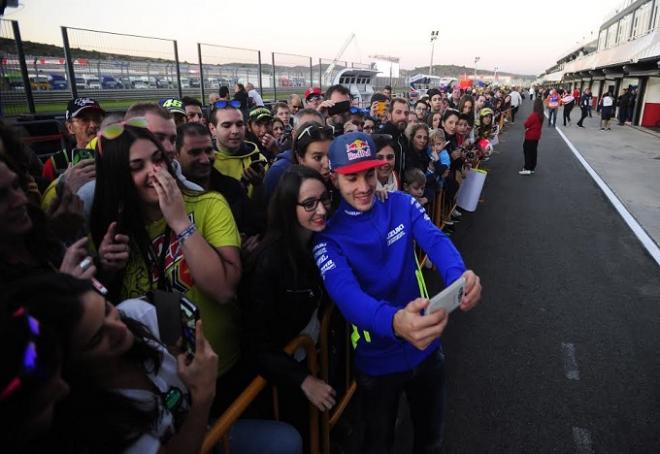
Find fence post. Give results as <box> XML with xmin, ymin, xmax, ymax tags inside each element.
<box><xmin>61</xmin><ymin>26</ymin><xmax>78</xmax><ymax>99</ymax></box>
<box><xmin>197</xmin><ymin>43</ymin><xmax>205</xmax><ymax>104</ymax></box>
<box><xmin>12</xmin><ymin>20</ymin><xmax>35</xmax><ymax>114</ymax></box>
<box><xmin>173</xmin><ymin>40</ymin><xmax>183</xmax><ymax>98</ymax></box>
<box><xmin>271</xmin><ymin>52</ymin><xmax>277</xmax><ymax>101</ymax></box>
<box><xmin>257</xmin><ymin>50</ymin><xmax>263</xmax><ymax>96</ymax></box>
<box><xmin>309</xmin><ymin>56</ymin><xmax>313</xmax><ymax>90</ymax></box>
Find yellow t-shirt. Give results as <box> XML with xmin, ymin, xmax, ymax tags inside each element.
<box><xmin>120</xmin><ymin>192</ymin><xmax>241</xmax><ymax>376</ymax></box>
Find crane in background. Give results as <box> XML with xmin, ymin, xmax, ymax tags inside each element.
<box><xmin>322</xmin><ymin>33</ymin><xmax>356</xmax><ymax>86</ymax></box>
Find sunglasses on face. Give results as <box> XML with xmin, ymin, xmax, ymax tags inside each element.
<box><xmin>97</xmin><ymin>116</ymin><xmax>149</xmax><ymax>156</ymax></box>
<box><xmin>213</xmin><ymin>100</ymin><xmax>241</xmax><ymax>109</ymax></box>
<box><xmin>0</xmin><ymin>307</ymin><xmax>42</xmax><ymax>402</ymax></box>
<box><xmin>307</xmin><ymin>95</ymin><xmax>323</xmax><ymax>102</ymax></box>
<box><xmin>298</xmin><ymin>193</ymin><xmax>331</xmax><ymax>212</ymax></box>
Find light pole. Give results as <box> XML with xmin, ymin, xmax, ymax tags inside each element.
<box><xmin>429</xmin><ymin>31</ymin><xmax>438</xmax><ymax>76</ymax></box>
<box><xmin>494</xmin><ymin>66</ymin><xmax>498</xmax><ymax>81</ymax></box>
<box><xmin>474</xmin><ymin>56</ymin><xmax>480</xmax><ymax>81</ymax></box>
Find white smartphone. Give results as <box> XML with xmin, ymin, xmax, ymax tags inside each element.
<box><xmin>424</xmin><ymin>277</ymin><xmax>466</xmax><ymax>316</ymax></box>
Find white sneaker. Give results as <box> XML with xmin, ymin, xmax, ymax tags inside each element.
<box><xmin>451</xmin><ymin>209</ymin><xmax>462</xmax><ymax>218</ymax></box>
<box><xmin>518</xmin><ymin>170</ymin><xmax>531</xmax><ymax>175</ymax></box>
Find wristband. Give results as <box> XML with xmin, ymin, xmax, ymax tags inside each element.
<box><xmin>176</xmin><ymin>222</ymin><xmax>196</xmax><ymax>245</ymax></box>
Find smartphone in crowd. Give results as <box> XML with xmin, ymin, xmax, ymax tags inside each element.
<box><xmin>180</xmin><ymin>296</ymin><xmax>200</xmax><ymax>357</ymax></box>
<box><xmin>328</xmin><ymin>100</ymin><xmax>351</xmax><ymax>116</ymax></box>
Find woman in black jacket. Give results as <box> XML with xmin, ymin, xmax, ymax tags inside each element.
<box><xmin>241</xmin><ymin>165</ymin><xmax>335</xmax><ymax>441</ymax></box>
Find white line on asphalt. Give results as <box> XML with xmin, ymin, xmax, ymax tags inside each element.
<box><xmin>561</xmin><ymin>342</ymin><xmax>580</xmax><ymax>380</ymax></box>
<box><xmin>551</xmin><ymin>122</ymin><xmax>660</xmax><ymax>267</ymax></box>
<box><xmin>572</xmin><ymin>427</ymin><xmax>594</xmax><ymax>454</ymax></box>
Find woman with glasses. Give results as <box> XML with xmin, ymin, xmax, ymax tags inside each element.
<box><xmin>90</xmin><ymin>121</ymin><xmax>243</xmax><ymax>390</ymax></box>
<box><xmin>363</xmin><ymin>116</ymin><xmax>377</xmax><ymax>134</ymax></box>
<box><xmin>242</xmin><ymin>165</ymin><xmax>335</xmax><ymax>449</ymax></box>
<box><xmin>12</xmin><ymin>273</ymin><xmax>302</xmax><ymax>454</ymax></box>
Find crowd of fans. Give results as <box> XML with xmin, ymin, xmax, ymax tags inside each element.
<box><xmin>0</xmin><ymin>79</ymin><xmax>549</xmax><ymax>453</ymax></box>
<box><xmin>536</xmin><ymin>85</ymin><xmax>637</xmax><ymax>131</ymax></box>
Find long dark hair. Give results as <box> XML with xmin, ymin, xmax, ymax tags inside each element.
<box><xmin>7</xmin><ymin>273</ymin><xmax>164</xmax><ymax>453</ymax></box>
<box><xmin>248</xmin><ymin>165</ymin><xmax>326</xmax><ymax>286</ymax></box>
<box><xmin>533</xmin><ymin>98</ymin><xmax>545</xmax><ymax>125</ymax></box>
<box><xmin>90</xmin><ymin>126</ymin><xmax>179</xmax><ymax>298</ymax></box>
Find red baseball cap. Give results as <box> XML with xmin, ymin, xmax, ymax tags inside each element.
<box><xmin>304</xmin><ymin>87</ymin><xmax>322</xmax><ymax>100</ymax></box>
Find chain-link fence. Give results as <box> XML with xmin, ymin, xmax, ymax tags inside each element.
<box><xmin>61</xmin><ymin>26</ymin><xmax>181</xmax><ymax>114</ymax></box>
<box><xmin>1</xmin><ymin>20</ymin><xmax>33</xmax><ymax>117</ymax></box>
<box><xmin>2</xmin><ymin>19</ymin><xmax>411</xmax><ymax>117</ymax></box>
<box><xmin>197</xmin><ymin>43</ymin><xmax>261</xmax><ymax>105</ymax></box>
<box><xmin>271</xmin><ymin>52</ymin><xmax>312</xmax><ymax>102</ymax></box>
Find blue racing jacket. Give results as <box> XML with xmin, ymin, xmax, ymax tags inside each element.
<box><xmin>313</xmin><ymin>191</ymin><xmax>466</xmax><ymax>376</ymax></box>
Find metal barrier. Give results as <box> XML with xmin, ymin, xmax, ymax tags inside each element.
<box><xmin>272</xmin><ymin>52</ymin><xmax>313</xmax><ymax>102</ymax></box>
<box><xmin>200</xmin><ymin>335</ymin><xmax>319</xmax><ymax>454</ymax></box>
<box><xmin>62</xmin><ymin>26</ymin><xmax>182</xmax><ymax>109</ymax></box>
<box><xmin>197</xmin><ymin>43</ymin><xmax>262</xmax><ymax>105</ymax></box>
<box><xmin>1</xmin><ymin>20</ymin><xmax>34</xmax><ymax>116</ymax></box>
<box><xmin>1</xmin><ymin>18</ymin><xmax>409</xmax><ymax>117</ymax></box>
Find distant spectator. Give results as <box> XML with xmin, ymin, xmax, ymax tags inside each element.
<box><xmin>218</xmin><ymin>85</ymin><xmax>230</xmax><ymax>100</ymax></box>
<box><xmin>304</xmin><ymin>87</ymin><xmax>324</xmax><ymax>110</ymax></box>
<box><xmin>599</xmin><ymin>90</ymin><xmax>614</xmax><ymax>131</ymax></box>
<box><xmin>379</xmin><ymin>98</ymin><xmax>411</xmax><ymax>176</ymax></box>
<box><xmin>182</xmin><ymin>96</ymin><xmax>205</xmax><ymax>124</ymax></box>
<box><xmin>246</xmin><ymin>82</ymin><xmax>265</xmax><ymax>107</ymax></box>
<box><xmin>159</xmin><ymin>97</ymin><xmax>186</xmax><ymax>127</ymax></box>
<box><xmin>414</xmin><ymin>100</ymin><xmax>429</xmax><ymax>121</ymax></box>
<box><xmin>363</xmin><ymin>116</ymin><xmax>377</xmax><ymax>134</ymax></box>
<box><xmin>544</xmin><ymin>89</ymin><xmax>560</xmax><ymax>127</ymax></box>
<box><xmin>272</xmin><ymin>102</ymin><xmax>291</xmax><ymax>127</ymax></box>
<box><xmin>42</xmin><ymin>97</ymin><xmax>104</xmax><ymax>183</ymax></box>
<box><xmin>287</xmin><ymin>94</ymin><xmax>304</xmax><ymax>119</ymax></box>
<box><xmin>233</xmin><ymin>83</ymin><xmax>250</xmax><ymax>112</ymax></box>
<box><xmin>519</xmin><ymin>97</ymin><xmax>544</xmax><ymax>175</ymax></box>
<box><xmin>508</xmin><ymin>88</ymin><xmax>522</xmax><ymax>123</ymax></box>
<box><xmin>383</xmin><ymin>85</ymin><xmax>392</xmax><ymax>99</ymax></box>
<box><xmin>209</xmin><ymin>92</ymin><xmax>221</xmax><ymax>105</ymax></box>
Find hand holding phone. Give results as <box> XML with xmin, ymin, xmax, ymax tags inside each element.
<box><xmin>180</xmin><ymin>297</ymin><xmax>200</xmax><ymax>358</ymax></box>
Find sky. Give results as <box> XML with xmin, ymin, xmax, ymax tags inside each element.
<box><xmin>4</xmin><ymin>0</ymin><xmax>625</xmax><ymax>75</ymax></box>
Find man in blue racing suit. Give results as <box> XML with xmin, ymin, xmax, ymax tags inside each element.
<box><xmin>314</xmin><ymin>132</ymin><xmax>482</xmax><ymax>454</ymax></box>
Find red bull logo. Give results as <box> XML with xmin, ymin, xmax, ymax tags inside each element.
<box><xmin>346</xmin><ymin>139</ymin><xmax>371</xmax><ymax>161</ymax></box>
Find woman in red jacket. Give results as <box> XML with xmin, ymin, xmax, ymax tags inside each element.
<box><xmin>520</xmin><ymin>98</ymin><xmax>544</xmax><ymax>175</ymax></box>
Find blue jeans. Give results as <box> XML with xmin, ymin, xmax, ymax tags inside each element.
<box><xmin>356</xmin><ymin>347</ymin><xmax>447</xmax><ymax>454</ymax></box>
<box><xmin>212</xmin><ymin>419</ymin><xmax>302</xmax><ymax>454</ymax></box>
<box><xmin>548</xmin><ymin>108</ymin><xmax>557</xmax><ymax>126</ymax></box>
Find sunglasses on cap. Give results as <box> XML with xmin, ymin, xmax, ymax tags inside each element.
<box><xmin>96</xmin><ymin>116</ymin><xmax>149</xmax><ymax>156</ymax></box>
<box><xmin>0</xmin><ymin>307</ymin><xmax>42</xmax><ymax>402</ymax></box>
<box><xmin>296</xmin><ymin>123</ymin><xmax>334</xmax><ymax>141</ymax></box>
<box><xmin>213</xmin><ymin>100</ymin><xmax>241</xmax><ymax>109</ymax></box>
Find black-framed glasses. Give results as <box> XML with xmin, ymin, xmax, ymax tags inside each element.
<box><xmin>297</xmin><ymin>194</ymin><xmax>331</xmax><ymax>212</ymax></box>
<box><xmin>307</xmin><ymin>95</ymin><xmax>323</xmax><ymax>102</ymax></box>
<box><xmin>213</xmin><ymin>100</ymin><xmax>241</xmax><ymax>109</ymax></box>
